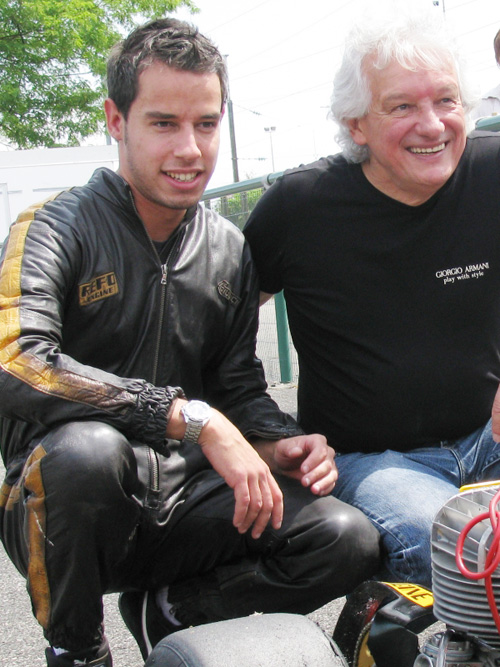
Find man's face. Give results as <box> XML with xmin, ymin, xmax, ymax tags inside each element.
<box><xmin>348</xmin><ymin>58</ymin><xmax>467</xmax><ymax>205</ymax></box>
<box><xmin>106</xmin><ymin>62</ymin><xmax>223</xmax><ymax>236</ymax></box>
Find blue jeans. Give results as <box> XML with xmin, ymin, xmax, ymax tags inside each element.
<box><xmin>333</xmin><ymin>420</ymin><xmax>500</xmax><ymax>588</ymax></box>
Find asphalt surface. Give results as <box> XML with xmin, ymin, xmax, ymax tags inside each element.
<box><xmin>0</xmin><ymin>383</ymin><xmax>345</xmax><ymax>667</ymax></box>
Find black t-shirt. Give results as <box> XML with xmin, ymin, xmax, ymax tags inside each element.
<box><xmin>244</xmin><ymin>133</ymin><xmax>500</xmax><ymax>453</ymax></box>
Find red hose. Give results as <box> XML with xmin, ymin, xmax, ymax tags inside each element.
<box><xmin>455</xmin><ymin>487</ymin><xmax>500</xmax><ymax>634</ymax></box>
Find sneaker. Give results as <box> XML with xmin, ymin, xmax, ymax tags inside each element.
<box><xmin>119</xmin><ymin>590</ymin><xmax>182</xmax><ymax>659</ymax></box>
<box><xmin>45</xmin><ymin>638</ymin><xmax>112</xmax><ymax>666</ymax></box>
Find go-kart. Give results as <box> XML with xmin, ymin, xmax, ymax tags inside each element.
<box><xmin>146</xmin><ymin>481</ymin><xmax>500</xmax><ymax>667</ymax></box>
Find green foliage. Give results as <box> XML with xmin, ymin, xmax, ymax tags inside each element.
<box><xmin>214</xmin><ymin>188</ymin><xmax>264</xmax><ymax>230</ymax></box>
<box><xmin>0</xmin><ymin>0</ymin><xmax>196</xmax><ymax>148</ymax></box>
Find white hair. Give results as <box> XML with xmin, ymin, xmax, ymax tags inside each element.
<box><xmin>330</xmin><ymin>11</ymin><xmax>479</xmax><ymax>163</ymax></box>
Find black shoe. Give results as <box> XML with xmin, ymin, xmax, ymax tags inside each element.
<box><xmin>119</xmin><ymin>590</ymin><xmax>182</xmax><ymax>659</ymax></box>
<box><xmin>45</xmin><ymin>638</ymin><xmax>112</xmax><ymax>666</ymax></box>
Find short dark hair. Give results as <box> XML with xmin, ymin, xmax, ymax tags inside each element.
<box><xmin>107</xmin><ymin>18</ymin><xmax>228</xmax><ymax>118</ymax></box>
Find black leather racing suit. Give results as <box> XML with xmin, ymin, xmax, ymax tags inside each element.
<box><xmin>0</xmin><ymin>168</ymin><xmax>380</xmax><ymax>651</ymax></box>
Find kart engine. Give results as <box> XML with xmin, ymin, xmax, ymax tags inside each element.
<box><xmin>417</xmin><ymin>482</ymin><xmax>500</xmax><ymax>666</ymax></box>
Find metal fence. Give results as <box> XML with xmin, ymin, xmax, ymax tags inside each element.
<box><xmin>202</xmin><ymin>173</ymin><xmax>298</xmax><ymax>386</ymax></box>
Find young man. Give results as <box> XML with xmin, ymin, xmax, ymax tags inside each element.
<box><xmin>245</xmin><ymin>11</ymin><xmax>500</xmax><ymax>591</ymax></box>
<box><xmin>0</xmin><ymin>18</ymin><xmax>380</xmax><ymax>667</ymax></box>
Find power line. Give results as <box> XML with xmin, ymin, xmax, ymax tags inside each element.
<box><xmin>232</xmin><ymin>0</ymin><xmax>356</xmax><ymax>69</ymax></box>
<box><xmin>231</xmin><ymin>44</ymin><xmax>340</xmax><ymax>83</ymax></box>
<box><xmin>446</xmin><ymin>0</ymin><xmax>489</xmax><ymax>11</ymax></box>
<box><xmin>459</xmin><ymin>17</ymin><xmax>500</xmax><ymax>38</ymax></box>
<box><xmin>205</xmin><ymin>0</ymin><xmax>274</xmax><ymax>34</ymax></box>
<box><xmin>233</xmin><ymin>103</ymin><xmax>262</xmax><ymax>116</ymax></box>
<box><xmin>239</xmin><ymin>80</ymin><xmax>333</xmax><ymax>112</ymax></box>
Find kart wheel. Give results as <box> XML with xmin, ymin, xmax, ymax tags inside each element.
<box><xmin>352</xmin><ymin>621</ymin><xmax>375</xmax><ymax>667</ymax></box>
<box><xmin>334</xmin><ymin>581</ymin><xmax>435</xmax><ymax>667</ymax></box>
<box><xmin>146</xmin><ymin>612</ymin><xmax>348</xmax><ymax>666</ymax></box>
<box><xmin>333</xmin><ymin>581</ymin><xmax>391</xmax><ymax>667</ymax></box>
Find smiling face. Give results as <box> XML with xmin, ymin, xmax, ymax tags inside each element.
<box><xmin>105</xmin><ymin>61</ymin><xmax>223</xmax><ymax>239</ymax></box>
<box><xmin>347</xmin><ymin>57</ymin><xmax>467</xmax><ymax>206</ymax></box>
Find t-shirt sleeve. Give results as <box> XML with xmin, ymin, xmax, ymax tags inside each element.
<box><xmin>243</xmin><ymin>179</ymin><xmax>287</xmax><ymax>295</ymax></box>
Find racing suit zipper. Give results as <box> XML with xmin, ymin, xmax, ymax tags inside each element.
<box><xmin>152</xmin><ymin>242</ymin><xmax>186</xmax><ymax>503</ymax></box>
<box><xmin>128</xmin><ymin>190</ymin><xmax>185</xmax><ymax>502</ymax></box>
<box><xmin>128</xmin><ymin>189</ymin><xmax>184</xmax><ymax>384</ymax></box>
<box><xmin>152</xmin><ymin>261</ymin><xmax>168</xmax><ymax>384</ymax></box>
<box><xmin>152</xmin><ymin>239</ymin><xmax>182</xmax><ymax>383</ymax></box>
<box><xmin>147</xmin><ymin>247</ymin><xmax>180</xmax><ymax>501</ymax></box>
<box><xmin>147</xmin><ymin>262</ymin><xmax>169</xmax><ymax>499</ymax></box>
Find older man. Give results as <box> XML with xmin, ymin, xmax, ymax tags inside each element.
<box><xmin>245</xmin><ymin>11</ymin><xmax>500</xmax><ymax>589</ymax></box>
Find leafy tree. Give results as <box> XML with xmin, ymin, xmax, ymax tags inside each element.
<box><xmin>0</xmin><ymin>0</ymin><xmax>196</xmax><ymax>148</ymax></box>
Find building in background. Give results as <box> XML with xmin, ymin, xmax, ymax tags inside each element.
<box><xmin>0</xmin><ymin>145</ymin><xmax>118</xmax><ymax>242</ymax></box>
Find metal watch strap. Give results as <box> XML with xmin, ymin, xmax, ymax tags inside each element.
<box><xmin>181</xmin><ymin>400</ymin><xmax>211</xmax><ymax>444</ymax></box>
<box><xmin>184</xmin><ymin>418</ymin><xmax>204</xmax><ymax>444</ymax></box>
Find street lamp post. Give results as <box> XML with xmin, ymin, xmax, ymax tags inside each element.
<box><xmin>264</xmin><ymin>126</ymin><xmax>276</xmax><ymax>172</ymax></box>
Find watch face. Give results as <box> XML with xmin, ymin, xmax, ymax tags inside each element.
<box><xmin>186</xmin><ymin>400</ymin><xmax>211</xmax><ymax>420</ymax></box>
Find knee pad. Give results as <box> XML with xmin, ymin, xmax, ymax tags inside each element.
<box><xmin>37</xmin><ymin>421</ymin><xmax>136</xmax><ymax>502</ymax></box>
<box><xmin>42</xmin><ymin>421</ymin><xmax>131</xmax><ymax>468</ymax></box>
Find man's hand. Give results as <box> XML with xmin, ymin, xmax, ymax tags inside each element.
<box><xmin>492</xmin><ymin>384</ymin><xmax>500</xmax><ymax>442</ymax></box>
<box><xmin>167</xmin><ymin>399</ymin><xmax>283</xmax><ymax>540</ymax></box>
<box><xmin>253</xmin><ymin>434</ymin><xmax>337</xmax><ymax>496</ymax></box>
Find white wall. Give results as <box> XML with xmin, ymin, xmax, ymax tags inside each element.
<box><xmin>0</xmin><ymin>144</ymin><xmax>119</xmax><ymax>243</ymax></box>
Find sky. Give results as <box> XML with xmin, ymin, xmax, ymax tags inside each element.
<box><xmin>171</xmin><ymin>0</ymin><xmax>500</xmax><ymax>188</ymax></box>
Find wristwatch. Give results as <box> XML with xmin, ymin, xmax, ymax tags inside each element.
<box><xmin>180</xmin><ymin>400</ymin><xmax>212</xmax><ymax>444</ymax></box>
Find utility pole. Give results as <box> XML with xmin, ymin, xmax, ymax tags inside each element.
<box><xmin>224</xmin><ymin>56</ymin><xmax>239</xmax><ymax>183</ymax></box>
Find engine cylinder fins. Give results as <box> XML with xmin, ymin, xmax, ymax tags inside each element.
<box><xmin>431</xmin><ymin>483</ymin><xmax>500</xmax><ymax>649</ymax></box>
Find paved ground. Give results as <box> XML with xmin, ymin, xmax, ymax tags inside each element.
<box><xmin>0</xmin><ymin>550</ymin><xmax>342</xmax><ymax>667</ymax></box>
<box><xmin>0</xmin><ymin>383</ymin><xmax>345</xmax><ymax>667</ymax></box>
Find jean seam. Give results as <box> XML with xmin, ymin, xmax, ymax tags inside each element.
<box><xmin>442</xmin><ymin>444</ymin><xmax>466</xmax><ymax>487</ymax></box>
